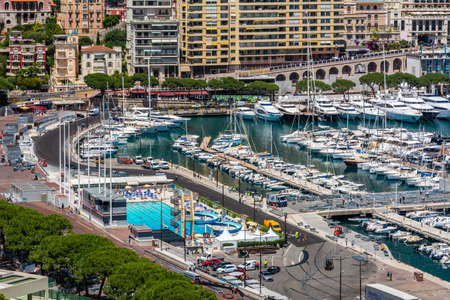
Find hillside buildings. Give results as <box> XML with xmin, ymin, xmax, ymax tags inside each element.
<box><xmin>7</xmin><ymin>31</ymin><xmax>46</xmax><ymax>76</ymax></box>
<box><xmin>51</xmin><ymin>34</ymin><xmax>80</xmax><ymax>91</ymax></box>
<box><xmin>0</xmin><ymin>0</ymin><xmax>55</xmax><ymax>29</ymax></box>
<box><xmin>81</xmin><ymin>45</ymin><xmax>122</xmax><ymax>77</ymax></box>
<box><xmin>126</xmin><ymin>0</ymin><xmax>179</xmax><ymax>80</ymax></box>
<box><xmin>58</xmin><ymin>0</ymin><xmax>105</xmax><ymax>36</ymax></box>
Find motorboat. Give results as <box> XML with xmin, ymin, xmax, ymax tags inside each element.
<box><xmin>396</xmin><ymin>91</ymin><xmax>439</xmax><ymax>119</ymax></box>
<box><xmin>371</xmin><ymin>97</ymin><xmax>422</xmax><ymax>123</ymax></box>
<box><xmin>313</xmin><ymin>96</ymin><xmax>339</xmax><ymax>120</ymax></box>
<box><xmin>349</xmin><ymin>100</ymin><xmax>385</xmax><ymax>120</ymax></box>
<box><xmin>335</xmin><ymin>103</ymin><xmax>360</xmax><ymax>120</ymax></box>
<box><xmin>254</xmin><ymin>101</ymin><xmax>282</xmax><ymax>121</ymax></box>
<box><xmin>234</xmin><ymin>107</ymin><xmax>255</xmax><ymax>120</ymax></box>
<box><xmin>274</xmin><ymin>102</ymin><xmax>300</xmax><ymax>119</ymax></box>
<box><xmin>421</xmin><ymin>95</ymin><xmax>450</xmax><ymax>119</ymax></box>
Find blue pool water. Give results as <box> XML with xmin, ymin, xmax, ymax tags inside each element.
<box><xmin>127</xmin><ymin>201</ymin><xmax>212</xmax><ymax>236</ymax></box>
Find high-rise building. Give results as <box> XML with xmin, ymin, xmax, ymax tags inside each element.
<box><xmin>178</xmin><ymin>0</ymin><xmax>345</xmax><ymax>77</ymax></box>
<box><xmin>51</xmin><ymin>34</ymin><xmax>79</xmax><ymax>91</ymax></box>
<box><xmin>58</xmin><ymin>0</ymin><xmax>105</xmax><ymax>37</ymax></box>
<box><xmin>8</xmin><ymin>31</ymin><xmax>46</xmax><ymax>76</ymax></box>
<box><xmin>126</xmin><ymin>0</ymin><xmax>179</xmax><ymax>80</ymax></box>
<box><xmin>0</xmin><ymin>0</ymin><xmax>55</xmax><ymax>29</ymax></box>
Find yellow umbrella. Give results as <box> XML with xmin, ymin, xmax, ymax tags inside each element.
<box><xmin>143</xmin><ymin>184</ymin><xmax>151</xmax><ymax>188</ymax></box>
<box><xmin>125</xmin><ymin>185</ymin><xmax>132</xmax><ymax>189</ymax></box>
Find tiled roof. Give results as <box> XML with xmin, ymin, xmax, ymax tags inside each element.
<box><xmin>81</xmin><ymin>45</ymin><xmax>117</xmax><ymax>53</ymax></box>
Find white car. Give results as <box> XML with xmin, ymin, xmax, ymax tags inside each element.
<box><xmin>216</xmin><ymin>264</ymin><xmax>237</xmax><ymax>274</ymax></box>
<box><xmin>134</xmin><ymin>156</ymin><xmax>144</xmax><ymax>165</ymax></box>
<box><xmin>238</xmin><ymin>260</ymin><xmax>259</xmax><ymax>271</ymax></box>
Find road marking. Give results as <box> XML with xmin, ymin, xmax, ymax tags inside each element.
<box><xmin>77</xmin><ymin>220</ymin><xmax>93</xmax><ymax>231</ymax></box>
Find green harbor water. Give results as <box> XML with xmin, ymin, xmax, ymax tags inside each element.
<box><xmin>340</xmin><ymin>220</ymin><xmax>450</xmax><ymax>283</ymax></box>
<box><xmin>125</xmin><ymin>116</ymin><xmax>450</xmax><ymax>193</ymax></box>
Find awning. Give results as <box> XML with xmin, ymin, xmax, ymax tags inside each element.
<box><xmin>29</xmin><ymin>105</ymin><xmax>46</xmax><ymax>110</ymax></box>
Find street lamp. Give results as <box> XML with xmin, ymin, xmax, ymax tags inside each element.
<box><xmin>352</xmin><ymin>255</ymin><xmax>368</xmax><ymax>300</ymax></box>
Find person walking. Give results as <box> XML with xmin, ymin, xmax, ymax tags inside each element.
<box><xmin>264</xmin><ymin>259</ymin><xmax>268</xmax><ymax>268</ymax></box>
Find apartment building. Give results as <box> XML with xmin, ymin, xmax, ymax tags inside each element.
<box><xmin>58</xmin><ymin>0</ymin><xmax>105</xmax><ymax>37</ymax></box>
<box><xmin>126</xmin><ymin>0</ymin><xmax>179</xmax><ymax>79</ymax></box>
<box><xmin>0</xmin><ymin>0</ymin><xmax>55</xmax><ymax>29</ymax></box>
<box><xmin>385</xmin><ymin>0</ymin><xmax>450</xmax><ymax>47</ymax></box>
<box><xmin>8</xmin><ymin>31</ymin><xmax>46</xmax><ymax>76</ymax></box>
<box><xmin>178</xmin><ymin>0</ymin><xmax>345</xmax><ymax>77</ymax></box>
<box><xmin>343</xmin><ymin>0</ymin><xmax>399</xmax><ymax>47</ymax></box>
<box><xmin>81</xmin><ymin>45</ymin><xmax>122</xmax><ymax>77</ymax></box>
<box><xmin>50</xmin><ymin>35</ymin><xmax>81</xmax><ymax>91</ymax></box>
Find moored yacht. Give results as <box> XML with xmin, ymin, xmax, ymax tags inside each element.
<box><xmin>421</xmin><ymin>95</ymin><xmax>450</xmax><ymax>119</ymax></box>
<box><xmin>234</xmin><ymin>107</ymin><xmax>255</xmax><ymax>120</ymax></box>
<box><xmin>254</xmin><ymin>101</ymin><xmax>282</xmax><ymax>121</ymax></box>
<box><xmin>274</xmin><ymin>102</ymin><xmax>300</xmax><ymax>119</ymax></box>
<box><xmin>313</xmin><ymin>96</ymin><xmax>339</xmax><ymax>120</ymax></box>
<box><xmin>349</xmin><ymin>100</ymin><xmax>385</xmax><ymax>120</ymax></box>
<box><xmin>335</xmin><ymin>102</ymin><xmax>360</xmax><ymax>120</ymax></box>
<box><xmin>371</xmin><ymin>97</ymin><xmax>422</xmax><ymax>123</ymax></box>
<box><xmin>396</xmin><ymin>91</ymin><xmax>439</xmax><ymax>119</ymax></box>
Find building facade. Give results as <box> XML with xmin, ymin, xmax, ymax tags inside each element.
<box><xmin>81</xmin><ymin>45</ymin><xmax>122</xmax><ymax>77</ymax></box>
<box><xmin>58</xmin><ymin>0</ymin><xmax>105</xmax><ymax>37</ymax></box>
<box><xmin>385</xmin><ymin>0</ymin><xmax>450</xmax><ymax>47</ymax></box>
<box><xmin>0</xmin><ymin>0</ymin><xmax>55</xmax><ymax>29</ymax></box>
<box><xmin>50</xmin><ymin>34</ymin><xmax>79</xmax><ymax>91</ymax></box>
<box><xmin>178</xmin><ymin>0</ymin><xmax>346</xmax><ymax>77</ymax></box>
<box><xmin>81</xmin><ymin>188</ymin><xmax>127</xmax><ymax>227</ymax></box>
<box><xmin>407</xmin><ymin>50</ymin><xmax>450</xmax><ymax>77</ymax></box>
<box><xmin>8</xmin><ymin>31</ymin><xmax>46</xmax><ymax>76</ymax></box>
<box><xmin>126</xmin><ymin>0</ymin><xmax>179</xmax><ymax>79</ymax></box>
<box><xmin>343</xmin><ymin>0</ymin><xmax>399</xmax><ymax>47</ymax></box>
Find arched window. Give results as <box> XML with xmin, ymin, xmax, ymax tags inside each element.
<box><xmin>39</xmin><ymin>2</ymin><xmax>43</xmax><ymax>10</ymax></box>
<box><xmin>4</xmin><ymin>2</ymin><xmax>9</xmax><ymax>10</ymax></box>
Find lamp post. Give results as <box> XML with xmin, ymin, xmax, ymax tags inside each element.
<box><xmin>352</xmin><ymin>255</ymin><xmax>368</xmax><ymax>300</ymax></box>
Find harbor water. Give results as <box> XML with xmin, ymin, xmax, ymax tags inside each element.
<box><xmin>126</xmin><ymin>116</ymin><xmax>450</xmax><ymax>193</ymax></box>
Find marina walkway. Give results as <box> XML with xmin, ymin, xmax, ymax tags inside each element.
<box><xmin>199</xmin><ymin>137</ymin><xmax>333</xmax><ymax>196</ymax></box>
<box><xmin>374</xmin><ymin>211</ymin><xmax>450</xmax><ymax>244</ymax></box>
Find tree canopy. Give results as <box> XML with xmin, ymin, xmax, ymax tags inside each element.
<box><xmin>359</xmin><ymin>72</ymin><xmax>385</xmax><ymax>94</ymax></box>
<box><xmin>84</xmin><ymin>73</ymin><xmax>111</xmax><ymax>94</ymax></box>
<box><xmin>132</xmin><ymin>73</ymin><xmax>158</xmax><ymax>87</ymax></box>
<box><xmin>332</xmin><ymin>79</ymin><xmax>356</xmax><ymax>99</ymax></box>
<box><xmin>103</xmin><ymin>29</ymin><xmax>126</xmax><ymax>49</ymax></box>
<box><xmin>78</xmin><ymin>36</ymin><xmax>93</xmax><ymax>47</ymax></box>
<box><xmin>246</xmin><ymin>81</ymin><xmax>279</xmax><ymax>94</ymax></box>
<box><xmin>102</xmin><ymin>15</ymin><xmax>121</xmax><ymax>28</ymax></box>
<box><xmin>387</xmin><ymin>72</ymin><xmax>421</xmax><ymax>88</ymax></box>
<box><xmin>419</xmin><ymin>73</ymin><xmax>450</xmax><ymax>87</ymax></box>
<box><xmin>296</xmin><ymin>79</ymin><xmax>331</xmax><ymax>93</ymax></box>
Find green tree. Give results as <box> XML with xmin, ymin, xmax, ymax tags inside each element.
<box><xmin>109</xmin><ymin>72</ymin><xmax>134</xmax><ymax>90</ymax></box>
<box><xmin>0</xmin><ymin>293</ymin><xmax>7</xmax><ymax>300</ymax></box>
<box><xmin>103</xmin><ymin>15</ymin><xmax>120</xmax><ymax>28</ymax></box>
<box><xmin>0</xmin><ymin>77</ymin><xmax>14</xmax><ymax>91</ymax></box>
<box><xmin>103</xmin><ymin>29</ymin><xmax>126</xmax><ymax>49</ymax></box>
<box><xmin>419</xmin><ymin>73</ymin><xmax>450</xmax><ymax>94</ymax></box>
<box><xmin>78</xmin><ymin>36</ymin><xmax>93</xmax><ymax>47</ymax></box>
<box><xmin>134</xmin><ymin>279</ymin><xmax>217</xmax><ymax>300</ymax></box>
<box><xmin>332</xmin><ymin>79</ymin><xmax>356</xmax><ymax>100</ymax></box>
<box><xmin>207</xmin><ymin>79</ymin><xmax>223</xmax><ymax>90</ymax></box>
<box><xmin>84</xmin><ymin>73</ymin><xmax>111</xmax><ymax>95</ymax></box>
<box><xmin>75</xmin><ymin>247</ymin><xmax>139</xmax><ymax>297</ymax></box>
<box><xmin>132</xmin><ymin>73</ymin><xmax>158</xmax><ymax>87</ymax></box>
<box><xmin>43</xmin><ymin>18</ymin><xmax>64</xmax><ymax>43</ymax></box>
<box><xmin>296</xmin><ymin>79</ymin><xmax>331</xmax><ymax>93</ymax></box>
<box><xmin>359</xmin><ymin>72</ymin><xmax>384</xmax><ymax>95</ymax></box>
<box><xmin>387</xmin><ymin>72</ymin><xmax>420</xmax><ymax>88</ymax></box>
<box><xmin>221</xmin><ymin>77</ymin><xmax>245</xmax><ymax>92</ymax></box>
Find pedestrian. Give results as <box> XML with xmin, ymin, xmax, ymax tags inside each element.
<box><xmin>264</xmin><ymin>259</ymin><xmax>268</xmax><ymax>268</ymax></box>
<box><xmin>386</xmin><ymin>272</ymin><xmax>390</xmax><ymax>281</ymax></box>
<box><xmin>295</xmin><ymin>231</ymin><xmax>299</xmax><ymax>239</ymax></box>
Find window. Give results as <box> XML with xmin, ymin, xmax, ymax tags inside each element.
<box><xmin>87</xmin><ymin>62</ymin><xmax>91</xmax><ymax>67</ymax></box>
<box><xmin>4</xmin><ymin>2</ymin><xmax>9</xmax><ymax>10</ymax></box>
<box><xmin>108</xmin><ymin>62</ymin><xmax>112</xmax><ymax>67</ymax></box>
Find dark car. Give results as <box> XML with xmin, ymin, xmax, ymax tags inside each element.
<box><xmin>238</xmin><ymin>250</ymin><xmax>249</xmax><ymax>258</ymax></box>
<box><xmin>267</xmin><ymin>266</ymin><xmax>281</xmax><ymax>274</ymax></box>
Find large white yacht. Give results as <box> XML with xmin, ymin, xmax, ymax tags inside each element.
<box><xmin>349</xmin><ymin>100</ymin><xmax>385</xmax><ymax>120</ymax></box>
<box><xmin>234</xmin><ymin>106</ymin><xmax>255</xmax><ymax>120</ymax></box>
<box><xmin>334</xmin><ymin>102</ymin><xmax>360</xmax><ymax>120</ymax></box>
<box><xmin>254</xmin><ymin>101</ymin><xmax>283</xmax><ymax>121</ymax></box>
<box><xmin>274</xmin><ymin>102</ymin><xmax>300</xmax><ymax>119</ymax></box>
<box><xmin>371</xmin><ymin>97</ymin><xmax>422</xmax><ymax>123</ymax></box>
<box><xmin>313</xmin><ymin>96</ymin><xmax>339</xmax><ymax>119</ymax></box>
<box><xmin>421</xmin><ymin>95</ymin><xmax>450</xmax><ymax>119</ymax></box>
<box><xmin>395</xmin><ymin>91</ymin><xmax>439</xmax><ymax>119</ymax></box>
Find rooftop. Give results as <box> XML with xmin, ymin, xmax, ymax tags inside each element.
<box><xmin>81</xmin><ymin>45</ymin><xmax>118</xmax><ymax>53</ymax></box>
<box><xmin>0</xmin><ymin>269</ymin><xmax>48</xmax><ymax>299</ymax></box>
<box><xmin>11</xmin><ymin>182</ymin><xmax>55</xmax><ymax>192</ymax></box>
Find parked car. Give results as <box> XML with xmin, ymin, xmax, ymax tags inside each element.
<box><xmin>216</xmin><ymin>264</ymin><xmax>237</xmax><ymax>274</ymax></box>
<box><xmin>238</xmin><ymin>260</ymin><xmax>259</xmax><ymax>271</ymax></box>
<box><xmin>212</xmin><ymin>262</ymin><xmax>232</xmax><ymax>271</ymax></box>
<box><xmin>259</xmin><ymin>271</ymin><xmax>274</xmax><ymax>281</ymax></box>
<box><xmin>134</xmin><ymin>155</ymin><xmax>144</xmax><ymax>165</ymax></box>
<box><xmin>267</xmin><ymin>266</ymin><xmax>281</xmax><ymax>274</ymax></box>
<box><xmin>201</xmin><ymin>258</ymin><xmax>222</xmax><ymax>266</ymax></box>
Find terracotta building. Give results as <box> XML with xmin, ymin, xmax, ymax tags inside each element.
<box><xmin>0</xmin><ymin>0</ymin><xmax>55</xmax><ymax>29</ymax></box>
<box><xmin>8</xmin><ymin>31</ymin><xmax>46</xmax><ymax>76</ymax></box>
<box><xmin>58</xmin><ymin>0</ymin><xmax>105</xmax><ymax>37</ymax></box>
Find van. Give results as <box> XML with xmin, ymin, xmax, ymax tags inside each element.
<box><xmin>264</xmin><ymin>220</ymin><xmax>281</xmax><ymax>232</ymax></box>
<box><xmin>183</xmin><ymin>270</ymin><xmax>200</xmax><ymax>283</ymax></box>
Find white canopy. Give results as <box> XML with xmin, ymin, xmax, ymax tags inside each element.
<box><xmin>216</xmin><ymin>228</ymin><xmax>237</xmax><ymax>243</ymax></box>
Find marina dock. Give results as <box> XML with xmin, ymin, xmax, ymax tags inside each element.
<box><xmin>199</xmin><ymin>137</ymin><xmax>333</xmax><ymax>196</ymax></box>
<box><xmin>374</xmin><ymin>211</ymin><xmax>450</xmax><ymax>244</ymax></box>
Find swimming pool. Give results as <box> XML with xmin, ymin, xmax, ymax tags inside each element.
<box><xmin>127</xmin><ymin>201</ymin><xmax>212</xmax><ymax>236</ymax></box>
